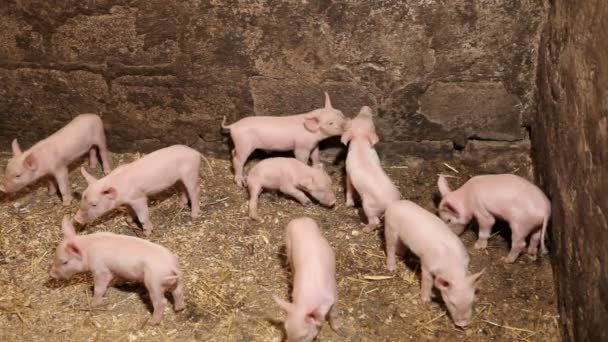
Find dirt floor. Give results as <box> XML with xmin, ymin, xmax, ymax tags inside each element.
<box><xmin>0</xmin><ymin>151</ymin><xmax>560</xmax><ymax>341</ymax></box>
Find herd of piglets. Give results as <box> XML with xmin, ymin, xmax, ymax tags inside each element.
<box><xmin>0</xmin><ymin>93</ymin><xmax>552</xmax><ymax>337</ymax></box>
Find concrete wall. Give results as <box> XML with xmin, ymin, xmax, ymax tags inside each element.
<box><xmin>534</xmin><ymin>0</ymin><xmax>608</xmax><ymax>340</ymax></box>
<box><xmin>0</xmin><ymin>0</ymin><xmax>542</xmax><ymax>165</ymax></box>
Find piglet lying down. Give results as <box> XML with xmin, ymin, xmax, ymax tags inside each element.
<box><xmin>49</xmin><ymin>217</ymin><xmax>185</xmax><ymax>325</ymax></box>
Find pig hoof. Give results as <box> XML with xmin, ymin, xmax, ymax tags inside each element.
<box><xmin>362</xmin><ymin>225</ymin><xmax>375</xmax><ymax>233</ymax></box>
<box><xmin>345</xmin><ymin>200</ymin><xmax>354</xmax><ymax>207</ymax></box>
<box><xmin>421</xmin><ymin>295</ymin><xmax>432</xmax><ymax>304</ymax></box>
<box><xmin>474</xmin><ymin>240</ymin><xmax>488</xmax><ymax>249</ymax></box>
<box><xmin>148</xmin><ymin>318</ymin><xmax>162</xmax><ymax>326</ymax></box>
<box><xmin>387</xmin><ymin>264</ymin><xmax>396</xmax><ymax>272</ymax></box>
<box><xmin>48</xmin><ymin>189</ymin><xmax>57</xmax><ymax>196</ymax></box>
<box><xmin>62</xmin><ymin>198</ymin><xmax>73</xmax><ymax>206</ymax></box>
<box><xmin>502</xmin><ymin>256</ymin><xmax>517</xmax><ymax>263</ymax></box>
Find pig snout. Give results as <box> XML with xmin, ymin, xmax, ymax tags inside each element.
<box><xmin>455</xmin><ymin>319</ymin><xmax>470</xmax><ymax>328</ymax></box>
<box><xmin>49</xmin><ymin>268</ymin><xmax>59</xmax><ymax>280</ymax></box>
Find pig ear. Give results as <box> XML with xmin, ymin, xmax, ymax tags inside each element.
<box><xmin>102</xmin><ymin>186</ymin><xmax>117</xmax><ymax>200</ymax></box>
<box><xmin>324</xmin><ymin>91</ymin><xmax>334</xmax><ymax>109</ymax></box>
<box><xmin>61</xmin><ymin>216</ymin><xmax>77</xmax><ymax>239</ymax></box>
<box><xmin>11</xmin><ymin>139</ymin><xmax>22</xmax><ymax>156</ymax></box>
<box><xmin>304</xmin><ymin>116</ymin><xmax>320</xmax><ymax>133</ymax></box>
<box><xmin>367</xmin><ymin>130</ymin><xmax>380</xmax><ymax>145</ymax></box>
<box><xmin>24</xmin><ymin>154</ymin><xmax>37</xmax><ymax>171</ymax></box>
<box><xmin>340</xmin><ymin>131</ymin><xmax>352</xmax><ymax>145</ymax></box>
<box><xmin>469</xmin><ymin>268</ymin><xmax>486</xmax><ymax>286</ymax></box>
<box><xmin>306</xmin><ymin>308</ymin><xmax>325</xmax><ymax>326</ymax></box>
<box><xmin>437</xmin><ymin>175</ymin><xmax>452</xmax><ymax>197</ymax></box>
<box><xmin>66</xmin><ymin>241</ymin><xmax>83</xmax><ymax>260</ymax></box>
<box><xmin>272</xmin><ymin>294</ymin><xmax>295</xmax><ymax>313</ymax></box>
<box><xmin>434</xmin><ymin>275</ymin><xmax>451</xmax><ymax>291</ymax></box>
<box><xmin>441</xmin><ymin>200</ymin><xmax>460</xmax><ymax>218</ymax></box>
<box><xmin>80</xmin><ymin>167</ymin><xmax>98</xmax><ymax>185</ymax></box>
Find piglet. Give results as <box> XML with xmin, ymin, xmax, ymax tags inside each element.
<box><xmin>245</xmin><ymin>157</ymin><xmax>336</xmax><ymax>220</ymax></box>
<box><xmin>384</xmin><ymin>200</ymin><xmax>484</xmax><ymax>328</ymax></box>
<box><xmin>341</xmin><ymin>106</ymin><xmax>401</xmax><ymax>232</ymax></box>
<box><xmin>49</xmin><ymin>216</ymin><xmax>185</xmax><ymax>325</ymax></box>
<box><xmin>75</xmin><ymin>145</ymin><xmax>207</xmax><ymax>236</ymax></box>
<box><xmin>0</xmin><ymin>114</ymin><xmax>111</xmax><ymax>205</ymax></box>
<box><xmin>437</xmin><ymin>174</ymin><xmax>551</xmax><ymax>263</ymax></box>
<box><xmin>222</xmin><ymin>92</ymin><xmax>346</xmax><ymax>186</ymax></box>
<box><xmin>273</xmin><ymin>217</ymin><xmax>340</xmax><ymax>342</ymax></box>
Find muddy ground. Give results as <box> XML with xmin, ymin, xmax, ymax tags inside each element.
<box><xmin>0</xmin><ymin>151</ymin><xmax>559</xmax><ymax>341</ymax></box>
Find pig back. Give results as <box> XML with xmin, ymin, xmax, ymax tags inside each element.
<box><xmin>467</xmin><ymin>174</ymin><xmax>550</xmax><ymax>218</ymax></box>
<box><xmin>285</xmin><ymin>218</ymin><xmax>335</xmax><ymax>276</ymax></box>
<box><xmin>114</xmin><ymin>145</ymin><xmax>199</xmax><ymax>193</ymax></box>
<box><xmin>386</xmin><ymin>200</ymin><xmax>468</xmax><ymax>265</ymax></box>
<box><xmin>84</xmin><ymin>233</ymin><xmax>179</xmax><ymax>278</ymax></box>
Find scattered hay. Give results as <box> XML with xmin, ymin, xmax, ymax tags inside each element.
<box><xmin>0</xmin><ymin>152</ymin><xmax>560</xmax><ymax>341</ymax></box>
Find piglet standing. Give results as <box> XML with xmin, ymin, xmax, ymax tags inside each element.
<box><xmin>74</xmin><ymin>145</ymin><xmax>207</xmax><ymax>237</ymax></box>
<box><xmin>221</xmin><ymin>92</ymin><xmax>346</xmax><ymax>186</ymax></box>
<box><xmin>341</xmin><ymin>106</ymin><xmax>401</xmax><ymax>232</ymax></box>
<box><xmin>437</xmin><ymin>174</ymin><xmax>551</xmax><ymax>263</ymax></box>
<box><xmin>273</xmin><ymin>217</ymin><xmax>340</xmax><ymax>342</ymax></box>
<box><xmin>0</xmin><ymin>114</ymin><xmax>111</xmax><ymax>205</ymax></box>
<box><xmin>49</xmin><ymin>216</ymin><xmax>185</xmax><ymax>325</ymax></box>
<box><xmin>245</xmin><ymin>157</ymin><xmax>336</xmax><ymax>220</ymax></box>
<box><xmin>384</xmin><ymin>200</ymin><xmax>484</xmax><ymax>328</ymax></box>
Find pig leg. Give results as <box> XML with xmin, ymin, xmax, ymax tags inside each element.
<box><xmin>504</xmin><ymin>225</ymin><xmax>526</xmax><ymax>263</ymax></box>
<box><xmin>175</xmin><ymin>182</ymin><xmax>188</xmax><ymax>209</ymax></box>
<box><xmin>47</xmin><ymin>179</ymin><xmax>57</xmax><ymax>196</ymax></box>
<box><xmin>310</xmin><ymin>146</ymin><xmax>321</xmax><ymax>166</ymax></box>
<box><xmin>91</xmin><ymin>270</ymin><xmax>113</xmax><ymax>306</ymax></box>
<box><xmin>474</xmin><ymin>210</ymin><xmax>495</xmax><ymax>249</ymax></box>
<box><xmin>280</xmin><ymin>183</ymin><xmax>310</xmax><ymax>205</ymax></box>
<box><xmin>527</xmin><ymin>229</ymin><xmax>542</xmax><ymax>259</ymax></box>
<box><xmin>294</xmin><ymin>147</ymin><xmax>312</xmax><ymax>165</ymax></box>
<box><xmin>385</xmin><ymin>226</ymin><xmax>399</xmax><ymax>272</ymax></box>
<box><xmin>131</xmin><ymin>199</ymin><xmax>154</xmax><ymax>237</ymax></box>
<box><xmin>89</xmin><ymin>148</ymin><xmax>98</xmax><ymax>169</ymax></box>
<box><xmin>345</xmin><ymin>173</ymin><xmax>355</xmax><ymax>207</ymax></box>
<box><xmin>247</xmin><ymin>182</ymin><xmax>263</xmax><ymax>220</ymax></box>
<box><xmin>362</xmin><ymin>203</ymin><xmax>380</xmax><ymax>233</ymax></box>
<box><xmin>96</xmin><ymin>135</ymin><xmax>112</xmax><ymax>175</ymax></box>
<box><xmin>54</xmin><ymin>167</ymin><xmax>73</xmax><ymax>206</ymax></box>
<box><xmin>181</xmin><ymin>174</ymin><xmax>200</xmax><ymax>219</ymax></box>
<box><xmin>328</xmin><ymin>303</ymin><xmax>341</xmax><ymax>331</ymax></box>
<box><xmin>231</xmin><ymin>143</ymin><xmax>254</xmax><ymax>187</ymax></box>
<box><xmin>146</xmin><ymin>280</ymin><xmax>168</xmax><ymax>325</ymax></box>
<box><xmin>171</xmin><ymin>280</ymin><xmax>186</xmax><ymax>311</ymax></box>
<box><xmin>420</xmin><ymin>268</ymin><xmax>433</xmax><ymax>303</ymax></box>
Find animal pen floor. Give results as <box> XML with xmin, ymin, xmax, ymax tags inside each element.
<box><xmin>0</xmin><ymin>151</ymin><xmax>559</xmax><ymax>342</ymax></box>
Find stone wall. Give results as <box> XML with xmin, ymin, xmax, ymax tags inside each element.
<box><xmin>0</xmin><ymin>0</ymin><xmax>543</xmax><ymax>164</ymax></box>
<box><xmin>534</xmin><ymin>0</ymin><xmax>608</xmax><ymax>341</ymax></box>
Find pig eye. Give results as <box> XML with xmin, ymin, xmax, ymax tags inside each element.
<box><xmin>62</xmin><ymin>260</ymin><xmax>68</xmax><ymax>265</ymax></box>
<box><xmin>329</xmin><ymin>122</ymin><xmax>335</xmax><ymax>126</ymax></box>
<box><xmin>14</xmin><ymin>174</ymin><xmax>21</xmax><ymax>178</ymax></box>
<box><xmin>446</xmin><ymin>218</ymin><xmax>452</xmax><ymax>223</ymax></box>
<box><xmin>90</xmin><ymin>203</ymin><xmax>97</xmax><ymax>208</ymax></box>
